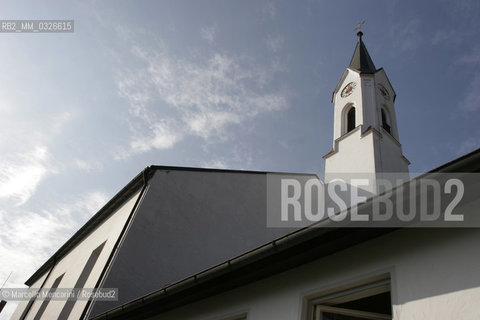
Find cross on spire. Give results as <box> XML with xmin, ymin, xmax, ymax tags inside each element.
<box><xmin>354</xmin><ymin>20</ymin><xmax>365</xmax><ymax>38</ymax></box>
<box><xmin>354</xmin><ymin>20</ymin><xmax>365</xmax><ymax>32</ymax></box>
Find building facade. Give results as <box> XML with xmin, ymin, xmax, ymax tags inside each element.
<box><xmin>9</xmin><ymin>32</ymin><xmax>480</xmax><ymax>320</ymax></box>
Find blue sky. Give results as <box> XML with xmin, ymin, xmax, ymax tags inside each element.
<box><xmin>1</xmin><ymin>0</ymin><xmax>480</xmax><ymax>318</ymax></box>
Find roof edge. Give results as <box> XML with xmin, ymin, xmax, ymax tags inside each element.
<box><xmin>25</xmin><ymin>166</ymin><xmax>318</xmax><ymax>286</ymax></box>
<box><xmin>25</xmin><ymin>167</ymin><xmax>155</xmax><ymax>286</ymax></box>
<box><xmin>149</xmin><ymin>165</ymin><xmax>317</xmax><ymax>177</ymax></box>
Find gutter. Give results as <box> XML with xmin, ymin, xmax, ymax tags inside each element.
<box><xmin>90</xmin><ymin>216</ymin><xmax>394</xmax><ymax>320</ymax></box>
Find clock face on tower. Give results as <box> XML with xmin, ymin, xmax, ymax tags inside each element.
<box><xmin>341</xmin><ymin>82</ymin><xmax>357</xmax><ymax>98</ymax></box>
<box><xmin>378</xmin><ymin>84</ymin><xmax>390</xmax><ymax>100</ymax></box>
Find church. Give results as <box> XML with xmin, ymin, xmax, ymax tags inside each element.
<box><xmin>9</xmin><ymin>31</ymin><xmax>480</xmax><ymax>320</ymax></box>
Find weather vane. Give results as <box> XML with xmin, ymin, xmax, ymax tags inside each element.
<box><xmin>354</xmin><ymin>20</ymin><xmax>365</xmax><ymax>32</ymax></box>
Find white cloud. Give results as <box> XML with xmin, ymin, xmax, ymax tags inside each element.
<box><xmin>456</xmin><ymin>50</ymin><xmax>480</xmax><ymax>112</ymax></box>
<box><xmin>263</xmin><ymin>1</ymin><xmax>277</xmax><ymax>19</ymax></box>
<box><xmin>0</xmin><ymin>99</ymin><xmax>77</xmax><ymax>207</ymax></box>
<box><xmin>0</xmin><ymin>147</ymin><xmax>53</xmax><ymax>206</ymax></box>
<box><xmin>48</xmin><ymin>191</ymin><xmax>109</xmax><ymax>224</ymax></box>
<box><xmin>74</xmin><ymin>159</ymin><xmax>92</xmax><ymax>171</ymax></box>
<box><xmin>447</xmin><ymin>0</ymin><xmax>480</xmax><ymax>24</ymax></box>
<box><xmin>130</xmin><ymin>119</ymin><xmax>181</xmax><ymax>152</ymax></box>
<box><xmin>456</xmin><ymin>137</ymin><xmax>480</xmax><ymax>155</ymax></box>
<box><xmin>200</xmin><ymin>143</ymin><xmax>254</xmax><ymax>171</ymax></box>
<box><xmin>458</xmin><ymin>74</ymin><xmax>480</xmax><ymax>112</ymax></box>
<box><xmin>431</xmin><ymin>30</ymin><xmax>463</xmax><ymax>46</ymax></box>
<box><xmin>49</xmin><ymin>111</ymin><xmax>76</xmax><ymax>136</ymax></box>
<box><xmin>457</xmin><ymin>47</ymin><xmax>480</xmax><ymax>65</ymax></box>
<box><xmin>200</xmin><ymin>26</ymin><xmax>216</xmax><ymax>43</ymax></box>
<box><xmin>391</xmin><ymin>19</ymin><xmax>423</xmax><ymax>52</ymax></box>
<box><xmin>0</xmin><ymin>191</ymin><xmax>108</xmax><ymax>319</ymax></box>
<box><xmin>266</xmin><ymin>35</ymin><xmax>284</xmax><ymax>53</ymax></box>
<box><xmin>115</xmin><ymin>39</ymin><xmax>288</xmax><ymax>159</ymax></box>
<box><xmin>202</xmin><ymin>159</ymin><xmax>228</xmax><ymax>169</ymax></box>
<box><xmin>0</xmin><ymin>193</ymin><xmax>108</xmax><ymax>280</ymax></box>
<box><xmin>431</xmin><ymin>1</ymin><xmax>480</xmax><ymax>46</ymax></box>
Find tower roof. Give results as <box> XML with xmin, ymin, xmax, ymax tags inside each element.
<box><xmin>349</xmin><ymin>31</ymin><xmax>377</xmax><ymax>74</ymax></box>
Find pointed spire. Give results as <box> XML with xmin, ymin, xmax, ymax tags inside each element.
<box><xmin>349</xmin><ymin>31</ymin><xmax>377</xmax><ymax>74</ymax></box>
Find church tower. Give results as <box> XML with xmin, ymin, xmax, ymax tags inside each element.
<box><xmin>323</xmin><ymin>31</ymin><xmax>409</xmax><ymax>194</ymax></box>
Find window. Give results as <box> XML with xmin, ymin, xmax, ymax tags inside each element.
<box><xmin>347</xmin><ymin>107</ymin><xmax>356</xmax><ymax>133</ymax></box>
<box><xmin>306</xmin><ymin>277</ymin><xmax>391</xmax><ymax>320</ymax></box>
<box><xmin>381</xmin><ymin>109</ymin><xmax>391</xmax><ymax>135</ymax></box>
<box><xmin>221</xmin><ymin>314</ymin><xmax>247</xmax><ymax>320</ymax></box>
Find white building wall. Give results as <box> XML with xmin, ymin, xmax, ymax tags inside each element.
<box><xmin>375</xmin><ymin>133</ymin><xmax>409</xmax><ymax>174</ymax></box>
<box><xmin>9</xmin><ymin>190</ymin><xmax>142</xmax><ymax>320</ymax></box>
<box><xmin>8</xmin><ymin>274</ymin><xmax>48</xmax><ymax>320</ymax></box>
<box><xmin>149</xmin><ymin>228</ymin><xmax>480</xmax><ymax>320</ymax></box>
<box><xmin>324</xmin><ymin>128</ymin><xmax>377</xmax><ymax>191</ymax></box>
<box><xmin>360</xmin><ymin>75</ymin><xmax>377</xmax><ymax>130</ymax></box>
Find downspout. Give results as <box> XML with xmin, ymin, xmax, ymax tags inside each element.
<box><xmin>80</xmin><ymin>167</ymin><xmax>152</xmax><ymax>320</ymax></box>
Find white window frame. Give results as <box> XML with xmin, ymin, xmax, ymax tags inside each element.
<box><xmin>315</xmin><ymin>305</ymin><xmax>390</xmax><ymax>320</ymax></box>
<box><xmin>304</xmin><ymin>275</ymin><xmax>391</xmax><ymax>320</ymax></box>
<box><xmin>221</xmin><ymin>313</ymin><xmax>247</xmax><ymax>320</ymax></box>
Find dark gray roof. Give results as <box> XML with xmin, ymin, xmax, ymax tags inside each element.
<box><xmin>26</xmin><ymin>167</ymin><xmax>313</xmax><ymax>287</ymax></box>
<box><xmin>88</xmin><ymin>168</ymin><xmax>315</xmax><ymax>317</ymax></box>
<box><xmin>349</xmin><ymin>32</ymin><xmax>377</xmax><ymax>74</ymax></box>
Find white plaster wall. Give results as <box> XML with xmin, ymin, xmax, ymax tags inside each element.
<box><xmin>375</xmin><ymin>133</ymin><xmax>409</xmax><ymax>174</ymax></box>
<box><xmin>10</xmin><ymin>190</ymin><xmax>141</xmax><ymax>320</ymax></box>
<box><xmin>360</xmin><ymin>75</ymin><xmax>377</xmax><ymax>130</ymax></box>
<box><xmin>8</xmin><ymin>274</ymin><xmax>48</xmax><ymax>320</ymax></box>
<box><xmin>147</xmin><ymin>228</ymin><xmax>480</xmax><ymax>320</ymax></box>
<box><xmin>325</xmin><ymin>129</ymin><xmax>376</xmax><ymax>176</ymax></box>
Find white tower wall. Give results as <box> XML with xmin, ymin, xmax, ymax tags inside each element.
<box><xmin>324</xmin><ymin>33</ymin><xmax>409</xmax><ymax>194</ymax></box>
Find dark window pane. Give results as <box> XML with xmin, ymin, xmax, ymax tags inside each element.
<box><xmin>322</xmin><ymin>312</ymin><xmax>366</xmax><ymax>320</ymax></box>
<box><xmin>347</xmin><ymin>107</ymin><xmax>356</xmax><ymax>133</ymax></box>
<box><xmin>381</xmin><ymin>109</ymin><xmax>391</xmax><ymax>134</ymax></box>
<box><xmin>335</xmin><ymin>292</ymin><xmax>391</xmax><ymax>315</ymax></box>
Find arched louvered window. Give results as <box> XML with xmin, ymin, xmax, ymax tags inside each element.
<box><xmin>381</xmin><ymin>108</ymin><xmax>391</xmax><ymax>134</ymax></box>
<box><xmin>347</xmin><ymin>107</ymin><xmax>356</xmax><ymax>133</ymax></box>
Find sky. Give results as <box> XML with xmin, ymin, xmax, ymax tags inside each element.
<box><xmin>1</xmin><ymin>0</ymin><xmax>480</xmax><ymax>318</ymax></box>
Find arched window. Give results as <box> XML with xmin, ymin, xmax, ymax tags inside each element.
<box><xmin>381</xmin><ymin>108</ymin><xmax>391</xmax><ymax>134</ymax></box>
<box><xmin>347</xmin><ymin>107</ymin><xmax>356</xmax><ymax>133</ymax></box>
